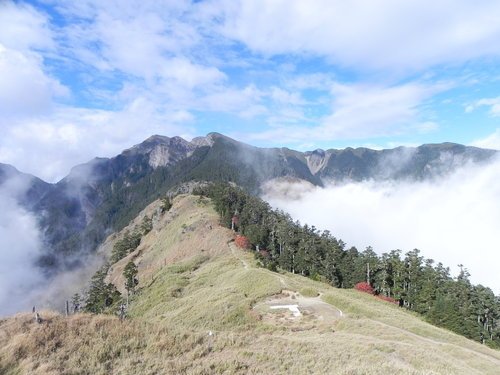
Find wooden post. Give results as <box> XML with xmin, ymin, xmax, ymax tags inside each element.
<box><xmin>119</xmin><ymin>303</ymin><xmax>126</xmax><ymax>321</ymax></box>
<box><xmin>207</xmin><ymin>331</ymin><xmax>214</xmax><ymax>352</ymax></box>
<box><xmin>65</xmin><ymin>300</ymin><xmax>69</xmax><ymax>316</ymax></box>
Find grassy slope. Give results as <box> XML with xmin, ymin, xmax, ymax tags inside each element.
<box><xmin>1</xmin><ymin>195</ymin><xmax>499</xmax><ymax>375</ymax></box>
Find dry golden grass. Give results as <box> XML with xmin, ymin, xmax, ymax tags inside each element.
<box><xmin>2</xmin><ymin>195</ymin><xmax>500</xmax><ymax>374</ymax></box>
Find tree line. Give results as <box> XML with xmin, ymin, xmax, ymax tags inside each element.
<box><xmin>195</xmin><ymin>183</ymin><xmax>500</xmax><ymax>348</ymax></box>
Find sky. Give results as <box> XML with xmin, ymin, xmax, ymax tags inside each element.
<box><xmin>1</xmin><ymin>0</ymin><xmax>500</xmax><ymax>182</ymax></box>
<box><xmin>1</xmin><ymin>0</ymin><xmax>500</xmax><ymax>305</ymax></box>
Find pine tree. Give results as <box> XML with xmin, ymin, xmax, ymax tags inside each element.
<box><xmin>160</xmin><ymin>196</ymin><xmax>172</xmax><ymax>213</ymax></box>
<box><xmin>124</xmin><ymin>261</ymin><xmax>138</xmax><ymax>294</ymax></box>
<box><xmin>85</xmin><ymin>264</ymin><xmax>121</xmax><ymax>313</ymax></box>
<box><xmin>141</xmin><ymin>215</ymin><xmax>153</xmax><ymax>235</ymax></box>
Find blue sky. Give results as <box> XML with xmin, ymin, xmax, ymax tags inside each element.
<box><xmin>1</xmin><ymin>0</ymin><xmax>500</xmax><ymax>181</ymax></box>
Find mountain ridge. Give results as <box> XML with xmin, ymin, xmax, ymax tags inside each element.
<box><xmin>0</xmin><ymin>134</ymin><xmax>497</xmax><ymax>273</ymax></box>
<box><xmin>2</xmin><ymin>135</ymin><xmax>497</xmax><ymax>186</ymax></box>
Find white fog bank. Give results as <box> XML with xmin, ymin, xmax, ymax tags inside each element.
<box><xmin>0</xmin><ymin>183</ymin><xmax>44</xmax><ymax>316</ymax></box>
<box><xmin>263</xmin><ymin>160</ymin><xmax>500</xmax><ymax>294</ymax></box>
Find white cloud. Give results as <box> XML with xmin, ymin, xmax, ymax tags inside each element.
<box><xmin>0</xmin><ymin>1</ymin><xmax>54</xmax><ymax>52</ymax></box>
<box><xmin>263</xmin><ymin>159</ymin><xmax>500</xmax><ymax>294</ymax></box>
<box><xmin>58</xmin><ymin>0</ymin><xmax>217</xmax><ymax>86</ymax></box>
<box><xmin>0</xmin><ymin>2</ymin><xmax>66</xmax><ymax>119</ymax></box>
<box><xmin>466</xmin><ymin>96</ymin><xmax>500</xmax><ymax>117</ymax></box>
<box><xmin>270</xmin><ymin>87</ymin><xmax>305</xmax><ymax>106</ymax></box>
<box><xmin>320</xmin><ymin>82</ymin><xmax>441</xmax><ymax>138</ymax></box>
<box><xmin>199</xmin><ymin>84</ymin><xmax>266</xmax><ymax>116</ymax></box>
<box><xmin>0</xmin><ymin>45</ymin><xmax>68</xmax><ymax>118</ymax></box>
<box><xmin>248</xmin><ymin>81</ymin><xmax>444</xmax><ymax>143</ymax></box>
<box><xmin>158</xmin><ymin>57</ymin><xmax>226</xmax><ymax>89</ymax></box>
<box><xmin>218</xmin><ymin>0</ymin><xmax>500</xmax><ymax>71</ymax></box>
<box><xmin>471</xmin><ymin>129</ymin><xmax>500</xmax><ymax>150</ymax></box>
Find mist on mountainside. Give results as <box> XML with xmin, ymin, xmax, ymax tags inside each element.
<box><xmin>0</xmin><ymin>172</ymin><xmax>106</xmax><ymax>317</ymax></box>
<box><xmin>263</xmin><ymin>156</ymin><xmax>500</xmax><ymax>294</ymax></box>
<box><xmin>0</xmin><ymin>178</ymin><xmax>44</xmax><ymax>316</ymax></box>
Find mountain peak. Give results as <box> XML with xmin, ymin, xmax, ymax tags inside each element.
<box><xmin>144</xmin><ymin>134</ymin><xmax>171</xmax><ymax>143</ymax></box>
<box><xmin>191</xmin><ymin>135</ymin><xmax>215</xmax><ymax>147</ymax></box>
<box><xmin>121</xmin><ymin>135</ymin><xmax>195</xmax><ymax>168</ymax></box>
<box><xmin>132</xmin><ymin>135</ymin><xmax>172</xmax><ymax>151</ymax></box>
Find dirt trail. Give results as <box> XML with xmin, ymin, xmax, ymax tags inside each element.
<box><xmin>228</xmin><ymin>241</ymin><xmax>249</xmax><ymax>270</ymax></box>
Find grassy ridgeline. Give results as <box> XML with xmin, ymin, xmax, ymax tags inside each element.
<box><xmin>1</xmin><ymin>195</ymin><xmax>500</xmax><ymax>374</ymax></box>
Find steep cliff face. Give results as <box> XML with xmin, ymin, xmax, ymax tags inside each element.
<box><xmin>123</xmin><ymin>135</ymin><xmax>197</xmax><ymax>168</ymax></box>
<box><xmin>305</xmin><ymin>149</ymin><xmax>329</xmax><ymax>175</ymax></box>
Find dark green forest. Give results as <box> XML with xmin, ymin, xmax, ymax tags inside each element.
<box><xmin>195</xmin><ymin>183</ymin><xmax>500</xmax><ymax>348</ymax></box>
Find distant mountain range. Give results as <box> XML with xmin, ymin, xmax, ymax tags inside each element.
<box><xmin>0</xmin><ymin>133</ymin><xmax>497</xmax><ymax>272</ymax></box>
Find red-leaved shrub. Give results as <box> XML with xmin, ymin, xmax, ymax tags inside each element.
<box><xmin>354</xmin><ymin>282</ymin><xmax>398</xmax><ymax>305</ymax></box>
<box><xmin>235</xmin><ymin>235</ymin><xmax>250</xmax><ymax>249</ymax></box>
<box><xmin>354</xmin><ymin>282</ymin><xmax>375</xmax><ymax>294</ymax></box>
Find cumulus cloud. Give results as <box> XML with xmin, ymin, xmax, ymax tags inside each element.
<box><xmin>218</xmin><ymin>0</ymin><xmax>500</xmax><ymax>71</ymax></box>
<box><xmin>0</xmin><ymin>45</ymin><xmax>68</xmax><ymax>118</ymax></box>
<box><xmin>0</xmin><ymin>0</ymin><xmax>54</xmax><ymax>52</ymax></box>
<box><xmin>0</xmin><ymin>178</ymin><xmax>44</xmax><ymax>316</ymax></box>
<box><xmin>263</xmin><ymin>159</ymin><xmax>500</xmax><ymax>294</ymax></box>
<box><xmin>0</xmin><ymin>2</ymin><xmax>66</xmax><ymax>119</ymax></box>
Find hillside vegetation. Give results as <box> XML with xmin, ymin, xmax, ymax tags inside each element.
<box><xmin>197</xmin><ymin>184</ymin><xmax>500</xmax><ymax>347</ymax></box>
<box><xmin>1</xmin><ymin>195</ymin><xmax>500</xmax><ymax>374</ymax></box>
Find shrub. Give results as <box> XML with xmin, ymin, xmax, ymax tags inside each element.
<box><xmin>235</xmin><ymin>235</ymin><xmax>250</xmax><ymax>249</ymax></box>
<box><xmin>354</xmin><ymin>282</ymin><xmax>374</xmax><ymax>295</ymax></box>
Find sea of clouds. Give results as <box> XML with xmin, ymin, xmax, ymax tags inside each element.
<box><xmin>263</xmin><ymin>158</ymin><xmax>500</xmax><ymax>294</ymax></box>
